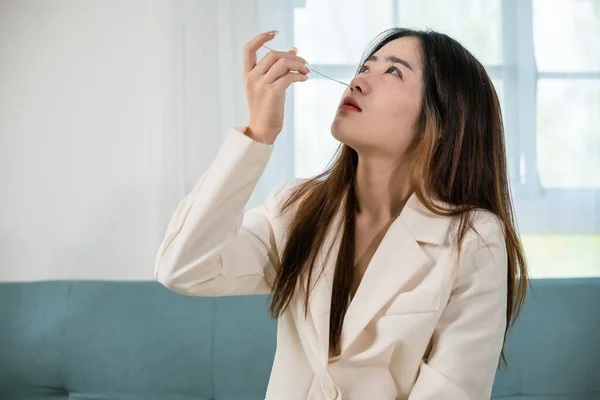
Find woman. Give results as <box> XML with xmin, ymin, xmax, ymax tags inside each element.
<box><xmin>154</xmin><ymin>28</ymin><xmax>529</xmax><ymax>400</ymax></box>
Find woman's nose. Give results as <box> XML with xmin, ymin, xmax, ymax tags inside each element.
<box><xmin>349</xmin><ymin>76</ymin><xmax>369</xmax><ymax>94</ymax></box>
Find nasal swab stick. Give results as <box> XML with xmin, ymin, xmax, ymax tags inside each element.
<box><xmin>261</xmin><ymin>45</ymin><xmax>351</xmax><ymax>87</ymax></box>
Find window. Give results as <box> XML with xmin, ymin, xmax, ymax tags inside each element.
<box><xmin>292</xmin><ymin>0</ymin><xmax>600</xmax><ymax>278</ymax></box>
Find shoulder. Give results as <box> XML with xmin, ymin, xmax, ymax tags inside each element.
<box><xmin>443</xmin><ymin>206</ymin><xmax>507</xmax><ymax>271</ymax></box>
<box><xmin>465</xmin><ymin>209</ymin><xmax>506</xmax><ymax>250</ymax></box>
<box><xmin>266</xmin><ymin>178</ymin><xmax>309</xmax><ymax>203</ymax></box>
<box><xmin>455</xmin><ymin>209</ymin><xmax>508</xmax><ymax>285</ymax></box>
<box><xmin>264</xmin><ymin>178</ymin><xmax>310</xmax><ymax>216</ymax></box>
<box><xmin>440</xmin><ymin>200</ymin><xmax>504</xmax><ymax>248</ymax></box>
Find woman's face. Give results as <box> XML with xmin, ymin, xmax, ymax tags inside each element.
<box><xmin>331</xmin><ymin>36</ymin><xmax>425</xmax><ymax>157</ymax></box>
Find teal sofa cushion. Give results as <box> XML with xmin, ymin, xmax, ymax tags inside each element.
<box><xmin>491</xmin><ymin>279</ymin><xmax>600</xmax><ymax>399</ymax></box>
<box><xmin>0</xmin><ymin>282</ymin><xmax>272</xmax><ymax>400</ymax></box>
<box><xmin>0</xmin><ymin>279</ymin><xmax>598</xmax><ymax>399</ymax></box>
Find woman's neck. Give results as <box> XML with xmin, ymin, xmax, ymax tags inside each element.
<box><xmin>353</xmin><ymin>156</ymin><xmax>413</xmax><ymax>223</ymax></box>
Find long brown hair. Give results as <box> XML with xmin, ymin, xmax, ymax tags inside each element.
<box><xmin>268</xmin><ymin>28</ymin><xmax>529</xmax><ymax>367</ymax></box>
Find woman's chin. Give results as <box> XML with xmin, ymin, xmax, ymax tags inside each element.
<box><xmin>331</xmin><ymin>119</ymin><xmax>356</xmax><ymax>143</ymax></box>
<box><xmin>330</xmin><ymin>127</ymin><xmax>347</xmax><ymax>144</ymax></box>
<box><xmin>331</xmin><ymin>127</ymin><xmax>360</xmax><ymax>149</ymax></box>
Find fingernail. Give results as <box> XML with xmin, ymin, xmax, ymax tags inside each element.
<box><xmin>268</xmin><ymin>30</ymin><xmax>279</xmax><ymax>36</ymax></box>
<box><xmin>288</xmin><ymin>45</ymin><xmax>298</xmax><ymax>53</ymax></box>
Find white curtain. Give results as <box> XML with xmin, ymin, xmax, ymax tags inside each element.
<box><xmin>0</xmin><ymin>0</ymin><xmax>286</xmax><ymax>281</ymax></box>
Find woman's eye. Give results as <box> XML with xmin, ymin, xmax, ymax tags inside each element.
<box><xmin>387</xmin><ymin>67</ymin><xmax>402</xmax><ymax>77</ymax></box>
<box><xmin>358</xmin><ymin>65</ymin><xmax>402</xmax><ymax>78</ymax></box>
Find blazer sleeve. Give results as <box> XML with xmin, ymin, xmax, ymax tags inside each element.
<box><xmin>154</xmin><ymin>126</ymin><xmax>289</xmax><ymax>297</ymax></box>
<box><xmin>409</xmin><ymin>217</ymin><xmax>508</xmax><ymax>400</ymax></box>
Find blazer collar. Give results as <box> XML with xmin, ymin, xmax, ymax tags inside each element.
<box><xmin>302</xmin><ymin>192</ymin><xmax>453</xmax><ymax>364</ymax></box>
<box><xmin>400</xmin><ymin>193</ymin><xmax>453</xmax><ymax>245</ymax></box>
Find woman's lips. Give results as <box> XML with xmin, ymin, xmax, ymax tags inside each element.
<box><xmin>339</xmin><ymin>96</ymin><xmax>362</xmax><ymax>112</ymax></box>
<box><xmin>339</xmin><ymin>104</ymin><xmax>361</xmax><ymax>112</ymax></box>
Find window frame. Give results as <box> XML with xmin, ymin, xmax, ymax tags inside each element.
<box><xmin>290</xmin><ymin>0</ymin><xmax>600</xmax><ymax>235</ymax></box>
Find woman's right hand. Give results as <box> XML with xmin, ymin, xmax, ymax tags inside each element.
<box><xmin>243</xmin><ymin>31</ymin><xmax>310</xmax><ymax>144</ymax></box>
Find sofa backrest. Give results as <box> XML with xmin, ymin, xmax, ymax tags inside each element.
<box><xmin>0</xmin><ymin>279</ymin><xmax>598</xmax><ymax>399</ymax></box>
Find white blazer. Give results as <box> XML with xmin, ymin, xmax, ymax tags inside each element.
<box><xmin>154</xmin><ymin>127</ymin><xmax>508</xmax><ymax>400</ymax></box>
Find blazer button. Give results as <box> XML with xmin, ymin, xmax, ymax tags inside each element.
<box><xmin>321</xmin><ymin>383</ymin><xmax>339</xmax><ymax>399</ymax></box>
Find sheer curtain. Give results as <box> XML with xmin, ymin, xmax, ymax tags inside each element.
<box><xmin>178</xmin><ymin>0</ymin><xmax>302</xmax><ymax>211</ymax></box>
<box><xmin>0</xmin><ymin>0</ymin><xmax>282</xmax><ymax>281</ymax></box>
<box><xmin>1</xmin><ymin>0</ymin><xmax>189</xmax><ymax>281</ymax></box>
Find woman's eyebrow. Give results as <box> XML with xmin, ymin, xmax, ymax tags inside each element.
<box><xmin>365</xmin><ymin>55</ymin><xmax>413</xmax><ymax>71</ymax></box>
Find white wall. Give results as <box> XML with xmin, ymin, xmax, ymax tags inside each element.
<box><xmin>0</xmin><ymin>0</ymin><xmax>189</xmax><ymax>281</ymax></box>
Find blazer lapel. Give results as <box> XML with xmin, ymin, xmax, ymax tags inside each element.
<box><xmin>340</xmin><ymin>193</ymin><xmax>452</xmax><ymax>354</ymax></box>
<box><xmin>296</xmin><ymin>192</ymin><xmax>452</xmax><ymax>362</ymax></box>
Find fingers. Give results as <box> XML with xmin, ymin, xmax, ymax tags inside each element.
<box><xmin>253</xmin><ymin>49</ymin><xmax>308</xmax><ymax>77</ymax></box>
<box><xmin>272</xmin><ymin>71</ymin><xmax>309</xmax><ymax>92</ymax></box>
<box><xmin>262</xmin><ymin>56</ymin><xmax>310</xmax><ymax>84</ymax></box>
<box><xmin>243</xmin><ymin>30</ymin><xmax>279</xmax><ymax>74</ymax></box>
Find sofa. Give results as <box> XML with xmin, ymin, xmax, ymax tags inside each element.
<box><xmin>1</xmin><ymin>278</ymin><xmax>598</xmax><ymax>399</ymax></box>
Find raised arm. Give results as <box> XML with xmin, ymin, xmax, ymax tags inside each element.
<box><xmin>154</xmin><ymin>127</ymin><xmax>287</xmax><ymax>296</ymax></box>
<box><xmin>154</xmin><ymin>30</ymin><xmax>309</xmax><ymax>297</ymax></box>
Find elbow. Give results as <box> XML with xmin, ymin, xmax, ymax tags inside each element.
<box><xmin>154</xmin><ymin>266</ymin><xmax>203</xmax><ymax>296</ymax></box>
<box><xmin>153</xmin><ymin>251</ymin><xmax>197</xmax><ymax>296</ymax></box>
<box><xmin>154</xmin><ymin>261</ymin><xmax>189</xmax><ymax>295</ymax></box>
<box><xmin>153</xmin><ymin>253</ymin><xmax>227</xmax><ymax>297</ymax></box>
